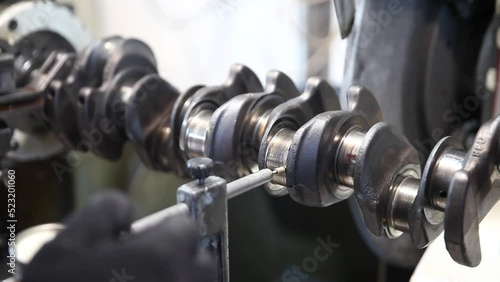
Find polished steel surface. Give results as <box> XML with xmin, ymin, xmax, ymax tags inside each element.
<box><xmin>184</xmin><ymin>109</ymin><xmax>213</xmax><ymax>158</ymax></box>
<box><xmin>430</xmin><ymin>147</ymin><xmax>466</xmax><ymax>211</ymax></box>
<box><xmin>336</xmin><ymin>128</ymin><xmax>366</xmax><ymax>187</ymax></box>
<box><xmin>265</xmin><ymin>128</ymin><xmax>295</xmax><ymax>186</ymax></box>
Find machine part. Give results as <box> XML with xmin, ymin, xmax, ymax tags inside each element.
<box><xmin>0</xmin><ymin>1</ymin><xmax>91</xmax><ymax>86</ymax></box>
<box><xmin>345</xmin><ymin>85</ymin><xmax>383</xmax><ymax>126</ymax></box>
<box><xmin>0</xmin><ymin>53</ymin><xmax>14</xmax><ymax>94</ymax></box>
<box><xmin>42</xmin><ymin>37</ymin><xmax>180</xmax><ymax>170</ymax></box>
<box><xmin>258</xmin><ymin>83</ymin><xmax>381</xmax><ymax>201</ymax></box>
<box><xmin>343</xmin><ymin>0</ymin><xmax>494</xmax><ymax>266</ymax></box>
<box><xmin>12</xmin><ymin>161</ymin><xmax>278</xmax><ymax>282</ymax></box>
<box><xmin>44</xmin><ymin>37</ymin><xmax>128</xmax><ymax>150</ymax></box>
<box><xmin>187</xmin><ymin>157</ymin><xmax>214</xmax><ymax>185</ymax></box>
<box><xmin>177</xmin><ymin>175</ymin><xmax>228</xmax><ymax>281</ymax></box>
<box><xmin>445</xmin><ymin>115</ymin><xmax>500</xmax><ymax>266</ymax></box>
<box><xmin>125</xmin><ymin>74</ymin><xmax>179</xmax><ymax>170</ymax></box>
<box><xmin>0</xmin><ymin>53</ymin><xmax>14</xmax><ymax>156</ymax></box>
<box><xmin>409</xmin><ymin>137</ymin><xmax>464</xmax><ymax>248</ymax></box>
<box><xmin>71</xmin><ymin>38</ymin><xmax>160</xmax><ymax>159</ymax></box>
<box><xmin>178</xmin><ymin>64</ymin><xmax>263</xmax><ymax>164</ymax></box>
<box><xmin>333</xmin><ymin>0</ymin><xmax>355</xmax><ymax>39</ymax></box>
<box><xmin>226</xmin><ymin>167</ymin><xmax>282</xmax><ymax>199</ymax></box>
<box><xmin>258</xmin><ymin>77</ymin><xmax>341</xmax><ymax>196</ymax></box>
<box><xmin>287</xmin><ymin>111</ymin><xmax>369</xmax><ymax>207</ymax></box>
<box><xmin>353</xmin><ymin>123</ymin><xmax>421</xmax><ymax>237</ymax></box>
<box><xmin>131</xmin><ymin>203</ymin><xmax>190</xmax><ymax>232</ymax></box>
<box><xmin>206</xmin><ymin>70</ymin><xmax>299</xmax><ymax>180</ymax></box>
<box><xmin>0</xmin><ymin>0</ymin><xmax>91</xmax><ymax>162</ymax></box>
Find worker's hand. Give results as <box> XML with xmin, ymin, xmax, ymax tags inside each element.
<box><xmin>22</xmin><ymin>191</ymin><xmax>217</xmax><ymax>282</ymax></box>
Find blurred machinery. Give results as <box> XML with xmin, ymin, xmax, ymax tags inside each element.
<box><xmin>0</xmin><ymin>0</ymin><xmax>500</xmax><ymax>281</ymax></box>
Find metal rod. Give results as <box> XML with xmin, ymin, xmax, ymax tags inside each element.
<box><xmin>131</xmin><ymin>202</ymin><xmax>190</xmax><ymax>232</ymax></box>
<box><xmin>131</xmin><ymin>167</ymin><xmax>284</xmax><ymax>232</ymax></box>
<box><xmin>226</xmin><ymin>168</ymin><xmax>283</xmax><ymax>199</ymax></box>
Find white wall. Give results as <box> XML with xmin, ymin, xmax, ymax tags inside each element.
<box><xmin>71</xmin><ymin>0</ymin><xmax>302</xmax><ymax>89</ymax></box>
<box><xmin>68</xmin><ymin>0</ymin><xmax>346</xmax><ymax>90</ymax></box>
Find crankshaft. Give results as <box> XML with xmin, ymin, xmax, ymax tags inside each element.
<box><xmin>1</xmin><ymin>36</ymin><xmax>499</xmax><ymax>268</ymax></box>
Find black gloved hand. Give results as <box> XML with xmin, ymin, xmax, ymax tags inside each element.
<box><xmin>22</xmin><ymin>191</ymin><xmax>217</xmax><ymax>282</ymax></box>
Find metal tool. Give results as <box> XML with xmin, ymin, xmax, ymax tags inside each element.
<box><xmin>13</xmin><ymin>158</ymin><xmax>281</xmax><ymax>281</ymax></box>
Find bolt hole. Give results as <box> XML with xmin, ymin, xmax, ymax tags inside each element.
<box><xmin>8</xmin><ymin>20</ymin><xmax>17</xmax><ymax>31</ymax></box>
<box><xmin>439</xmin><ymin>190</ymin><xmax>447</xmax><ymax>198</ymax></box>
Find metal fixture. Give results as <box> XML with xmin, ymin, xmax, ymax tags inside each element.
<box><xmin>13</xmin><ymin>158</ymin><xmax>283</xmax><ymax>282</ymax></box>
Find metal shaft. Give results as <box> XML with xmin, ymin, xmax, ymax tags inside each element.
<box><xmin>132</xmin><ymin>203</ymin><xmax>189</xmax><ymax>232</ymax></box>
<box><xmin>226</xmin><ymin>168</ymin><xmax>281</xmax><ymax>199</ymax></box>
<box><xmin>132</xmin><ymin>167</ymin><xmax>282</xmax><ymax>232</ymax></box>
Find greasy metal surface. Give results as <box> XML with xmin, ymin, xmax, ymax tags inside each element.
<box><xmin>353</xmin><ymin>122</ymin><xmax>421</xmax><ymax>237</ymax></box>
<box><xmin>409</xmin><ymin>137</ymin><xmax>463</xmax><ymax>248</ymax></box>
<box><xmin>184</xmin><ymin>109</ymin><xmax>213</xmax><ymax>158</ymax></box>
<box><xmin>288</xmin><ymin>112</ymin><xmax>368</xmax><ymax>207</ymax></box>
<box><xmin>387</xmin><ymin>176</ymin><xmax>420</xmax><ymax>237</ymax></box>
<box><xmin>178</xmin><ymin>64</ymin><xmax>263</xmax><ymax>169</ymax></box>
<box><xmin>206</xmin><ymin>70</ymin><xmax>298</xmax><ymax>180</ymax></box>
<box><xmin>336</xmin><ymin>128</ymin><xmax>366</xmax><ymax>187</ymax></box>
<box><xmin>445</xmin><ymin>115</ymin><xmax>500</xmax><ymax>266</ymax></box>
<box><xmin>125</xmin><ymin>75</ymin><xmax>179</xmax><ymax>170</ymax></box>
<box><xmin>345</xmin><ymin>85</ymin><xmax>383</xmax><ymax>126</ymax></box>
<box><xmin>265</xmin><ymin>128</ymin><xmax>294</xmax><ymax>186</ymax></box>
<box><xmin>258</xmin><ymin>77</ymin><xmax>341</xmax><ymax>196</ymax></box>
<box><xmin>76</xmin><ymin>38</ymin><xmax>158</xmax><ymax>159</ymax></box>
<box><xmin>169</xmin><ymin>85</ymin><xmax>205</xmax><ymax>175</ymax></box>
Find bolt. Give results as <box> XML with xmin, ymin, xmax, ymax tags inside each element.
<box><xmin>187</xmin><ymin>157</ymin><xmax>213</xmax><ymax>185</ymax></box>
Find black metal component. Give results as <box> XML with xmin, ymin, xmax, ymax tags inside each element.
<box><xmin>445</xmin><ymin>115</ymin><xmax>500</xmax><ymax>266</ymax></box>
<box><xmin>126</xmin><ymin>74</ymin><xmax>179</xmax><ymax>170</ymax></box>
<box><xmin>333</xmin><ymin>0</ymin><xmax>355</xmax><ymax>39</ymax></box>
<box><xmin>187</xmin><ymin>157</ymin><xmax>214</xmax><ymax>185</ymax></box>
<box><xmin>13</xmin><ymin>31</ymin><xmax>76</xmax><ymax>87</ymax></box>
<box><xmin>206</xmin><ymin>70</ymin><xmax>298</xmax><ymax>179</ymax></box>
<box><xmin>288</xmin><ymin>111</ymin><xmax>367</xmax><ymax>207</ymax></box>
<box><xmin>40</xmin><ymin>37</ymin><xmax>181</xmax><ymax>168</ymax></box>
<box><xmin>353</xmin><ymin>123</ymin><xmax>421</xmax><ymax>237</ymax></box>
<box><xmin>0</xmin><ymin>53</ymin><xmax>14</xmax><ymax>95</ymax></box>
<box><xmin>176</xmin><ymin>64</ymin><xmax>263</xmax><ymax>170</ymax></box>
<box><xmin>258</xmin><ymin>77</ymin><xmax>341</xmax><ymax>195</ymax></box>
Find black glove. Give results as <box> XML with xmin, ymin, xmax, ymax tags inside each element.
<box><xmin>22</xmin><ymin>191</ymin><xmax>217</xmax><ymax>282</ymax></box>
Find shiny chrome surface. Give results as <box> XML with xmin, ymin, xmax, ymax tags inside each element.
<box><xmin>336</xmin><ymin>128</ymin><xmax>366</xmax><ymax>187</ymax></box>
<box><xmin>183</xmin><ymin>109</ymin><xmax>213</xmax><ymax>158</ymax></box>
<box><xmin>265</xmin><ymin>128</ymin><xmax>295</xmax><ymax>186</ymax></box>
